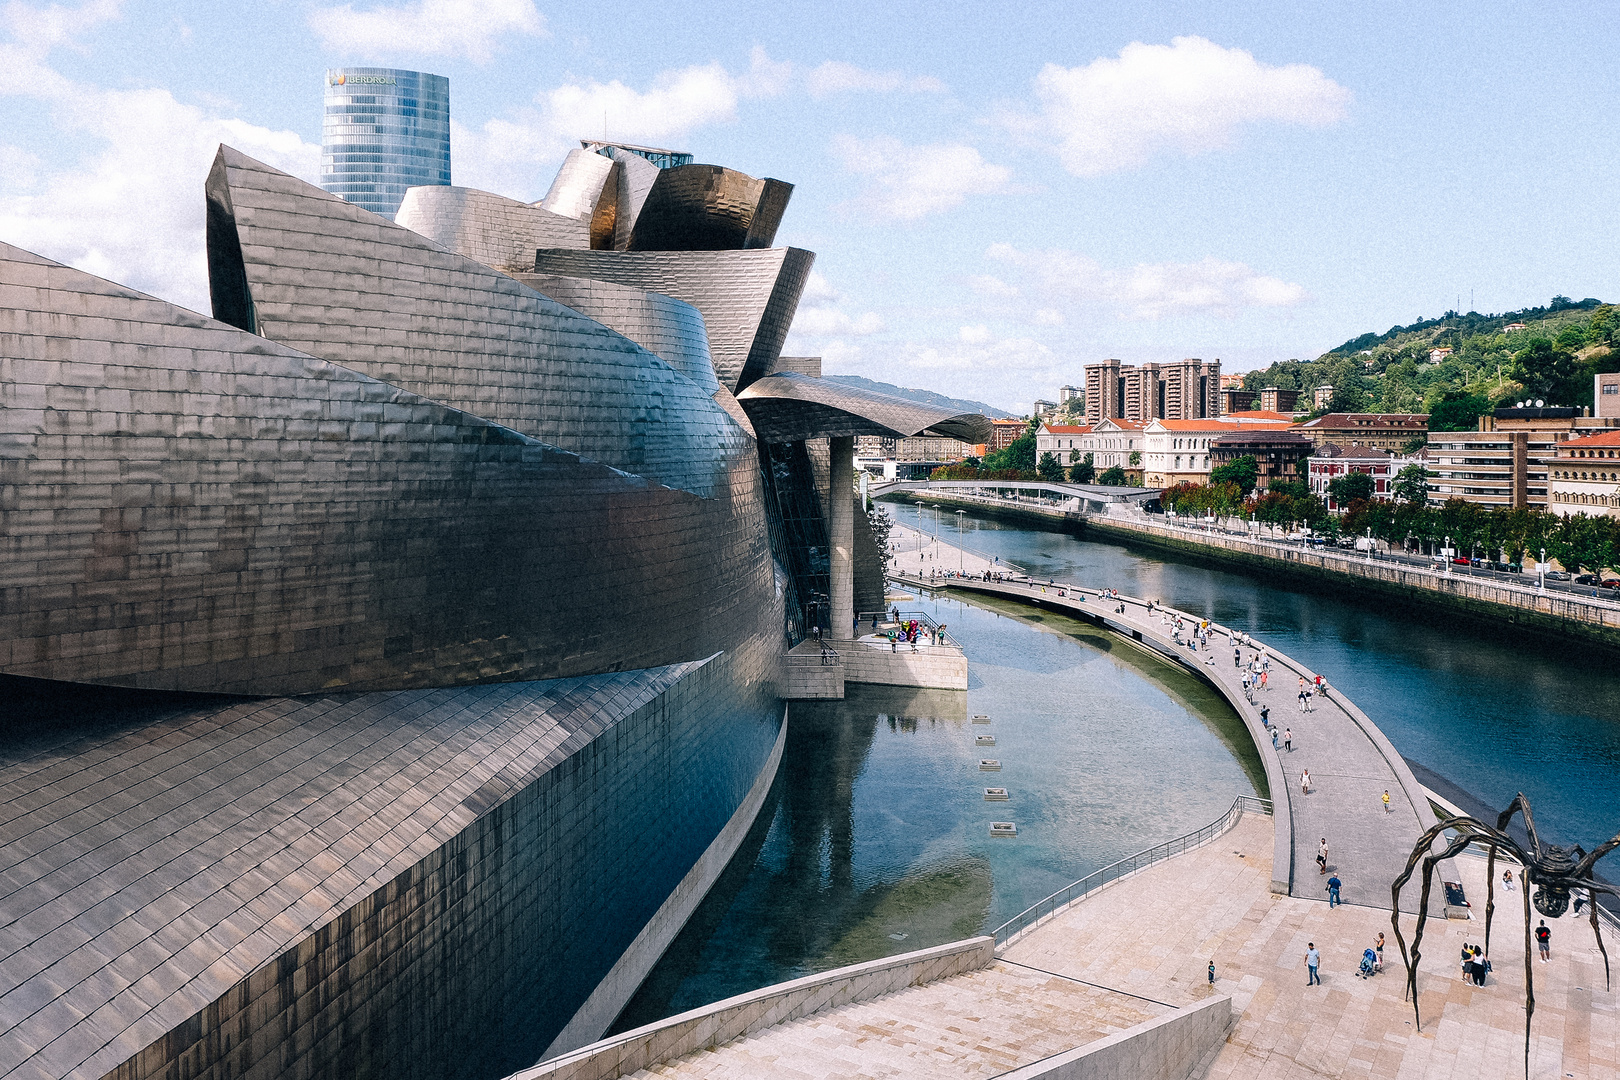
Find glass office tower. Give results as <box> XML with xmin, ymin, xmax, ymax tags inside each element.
<box><xmin>322</xmin><ymin>68</ymin><xmax>450</xmax><ymax>220</ymax></box>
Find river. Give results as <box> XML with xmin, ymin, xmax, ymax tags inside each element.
<box><xmin>611</xmin><ymin>504</ymin><xmax>1620</xmax><ymax>1033</ymax></box>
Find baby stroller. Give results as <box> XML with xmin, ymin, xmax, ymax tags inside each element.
<box><xmin>1357</xmin><ymin>948</ymin><xmax>1378</xmax><ymax>979</ymax></box>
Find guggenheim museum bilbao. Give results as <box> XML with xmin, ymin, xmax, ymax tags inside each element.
<box><xmin>0</xmin><ymin>135</ymin><xmax>990</xmax><ymax>1080</ymax></box>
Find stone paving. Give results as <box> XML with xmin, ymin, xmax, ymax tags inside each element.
<box><xmin>888</xmin><ymin>523</ymin><xmax>1015</xmax><ymax>579</ymax></box>
<box><xmin>629</xmin><ymin>960</ymin><xmax>1169</xmax><ymax>1078</ymax></box>
<box><xmin>896</xmin><ymin>553</ymin><xmax>1433</xmax><ymax>910</ymax></box>
<box><xmin>1003</xmin><ymin>813</ymin><xmax>1618</xmax><ymax>1080</ymax></box>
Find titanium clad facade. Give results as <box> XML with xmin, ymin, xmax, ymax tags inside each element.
<box><xmin>0</xmin><ymin>241</ymin><xmax>779</xmax><ymax>696</ymax></box>
<box><xmin>0</xmin><ymin>125</ymin><xmax>871</xmax><ymax>1080</ymax></box>
<box><xmin>209</xmin><ymin>148</ymin><xmax>739</xmax><ymax>497</ymax></box>
<box><xmin>322</xmin><ymin>67</ymin><xmax>451</xmax><ymax>220</ymax></box>
<box><xmin>396</xmin><ymin>185</ymin><xmax>589</xmax><ymax>270</ymax></box>
<box><xmin>531</xmin><ymin>246</ymin><xmax>815</xmax><ymax>392</ymax></box>
<box><xmin>1</xmin><ymin>658</ymin><xmax>781</xmax><ymax>1080</ymax></box>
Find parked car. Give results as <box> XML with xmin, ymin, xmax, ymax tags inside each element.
<box><xmin>1545</xmin><ymin>570</ymin><xmax>1571</xmax><ymax>581</ymax></box>
<box><xmin>1452</xmin><ymin>557</ymin><xmax>1471</xmax><ymax>565</ymax></box>
<box><xmin>1575</xmin><ymin>574</ymin><xmax>1598</xmax><ymax>586</ymax></box>
<box><xmin>1603</xmin><ymin>579</ymin><xmax>1620</xmax><ymax>590</ymax></box>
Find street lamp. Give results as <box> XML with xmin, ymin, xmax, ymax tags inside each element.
<box><xmin>1366</xmin><ymin>526</ymin><xmax>1373</xmax><ymax>564</ymax></box>
<box><xmin>1444</xmin><ymin>535</ymin><xmax>1452</xmax><ymax>573</ymax></box>
<box><xmin>955</xmin><ymin>510</ymin><xmax>967</xmax><ymax>574</ymax></box>
<box><xmin>1539</xmin><ymin>547</ymin><xmax>1547</xmax><ymax>595</ymax></box>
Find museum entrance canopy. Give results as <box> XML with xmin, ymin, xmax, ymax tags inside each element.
<box><xmin>736</xmin><ymin>372</ymin><xmax>993</xmax><ymax>445</ymax></box>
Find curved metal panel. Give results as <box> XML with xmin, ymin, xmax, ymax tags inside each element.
<box><xmin>540</xmin><ymin>147</ymin><xmax>616</xmax><ymax>219</ymax></box>
<box><xmin>518</xmin><ymin>272</ymin><xmax>720</xmax><ymax>394</ymax></box>
<box><xmin>628</xmin><ymin>164</ymin><xmax>794</xmax><ymax>252</ymax></box>
<box><xmin>0</xmin><ymin>240</ymin><xmax>780</xmax><ymax>696</ymax></box>
<box><xmin>737</xmin><ymin>372</ymin><xmax>995</xmax><ymax>444</ymax></box>
<box><xmin>208</xmin><ymin>146</ymin><xmax>739</xmax><ymax>497</ymax></box>
<box><xmin>530</xmin><ymin>246</ymin><xmax>814</xmax><ymax>393</ymax></box>
<box><xmin>397</xmin><ymin>185</ymin><xmax>588</xmax><ymax>269</ymax></box>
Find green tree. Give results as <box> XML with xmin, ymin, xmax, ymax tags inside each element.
<box><xmin>1209</xmin><ymin>454</ymin><xmax>1259</xmax><ymax>495</ymax></box>
<box><xmin>1098</xmin><ymin>465</ymin><xmax>1127</xmax><ymax>486</ymax></box>
<box><xmin>1328</xmin><ymin>471</ymin><xmax>1376</xmax><ymax>504</ymax></box>
<box><xmin>1070</xmin><ymin>453</ymin><xmax>1095</xmax><ymax>484</ymax></box>
<box><xmin>1392</xmin><ymin>463</ymin><xmax>1430</xmax><ymax>504</ymax></box>
<box><xmin>1036</xmin><ymin>451</ymin><xmax>1065</xmax><ymax>482</ymax></box>
<box><xmin>1511</xmin><ymin>337</ymin><xmax>1579</xmax><ymax>404</ymax></box>
<box><xmin>1427</xmin><ymin>389</ymin><xmax>1492</xmax><ymax>432</ymax></box>
<box><xmin>984</xmin><ymin>427</ymin><xmax>1037</xmax><ymax>473</ymax></box>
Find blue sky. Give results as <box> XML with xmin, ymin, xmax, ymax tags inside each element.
<box><xmin>2</xmin><ymin>0</ymin><xmax>1616</xmax><ymax>411</ymax></box>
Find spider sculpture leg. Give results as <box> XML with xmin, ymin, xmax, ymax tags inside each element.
<box><xmin>1498</xmin><ymin>791</ymin><xmax>1543</xmax><ymax>852</ymax></box>
<box><xmin>1579</xmin><ymin>879</ymin><xmax>1620</xmax><ymax>991</ymax></box>
<box><xmin>1522</xmin><ymin>868</ymin><xmax>1533</xmax><ymax>1080</ymax></box>
<box><xmin>1485</xmin><ymin>843</ymin><xmax>1498</xmax><ymax>960</ymax></box>
<box><xmin>1573</xmin><ymin>832</ymin><xmax>1620</xmax><ymax>991</ymax></box>
<box><xmin>1390</xmin><ymin>822</ymin><xmax>1507</xmax><ymax>1030</ymax></box>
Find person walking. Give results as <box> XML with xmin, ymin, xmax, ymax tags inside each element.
<box><xmin>1208</xmin><ymin>960</ymin><xmax>1216</xmax><ymax>985</ymax></box>
<box><xmin>1305</xmin><ymin>943</ymin><xmax>1321</xmax><ymax>985</ymax></box>
<box><xmin>1375</xmin><ymin>932</ymin><xmax>1385</xmax><ymax>971</ymax></box>
<box><xmin>1283</xmin><ymin>728</ymin><xmax>1292</xmax><ymax>751</ymax></box>
<box><xmin>1260</xmin><ymin>705</ymin><xmax>1270</xmax><ymax>728</ymax></box>
<box><xmin>1326</xmin><ymin>874</ymin><xmax>1342</xmax><ymax>907</ymax></box>
<box><xmin>1317</xmin><ymin>838</ymin><xmax>1329</xmax><ymax>874</ymax></box>
<box><xmin>1301</xmin><ymin>769</ymin><xmax>1311</xmax><ymax>795</ymax></box>
<box><xmin>1536</xmin><ymin>920</ymin><xmax>1550</xmax><ymax>961</ymax></box>
<box><xmin>1382</xmin><ymin>790</ymin><xmax>1392</xmax><ymax>813</ymax></box>
<box><xmin>1271</xmin><ymin>727</ymin><xmax>1280</xmax><ymax>750</ymax></box>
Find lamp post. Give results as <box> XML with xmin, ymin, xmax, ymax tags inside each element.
<box><xmin>955</xmin><ymin>510</ymin><xmax>966</xmax><ymax>574</ymax></box>
<box><xmin>1444</xmin><ymin>535</ymin><xmax>1452</xmax><ymax>573</ymax></box>
<box><xmin>1366</xmin><ymin>526</ymin><xmax>1373</xmax><ymax>564</ymax></box>
<box><xmin>932</xmin><ymin>503</ymin><xmax>941</xmax><ymax>557</ymax></box>
<box><xmin>1539</xmin><ymin>546</ymin><xmax>1547</xmax><ymax>595</ymax></box>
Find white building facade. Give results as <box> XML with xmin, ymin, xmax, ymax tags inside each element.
<box><xmin>1548</xmin><ymin>430</ymin><xmax>1620</xmax><ymax>518</ymax></box>
<box><xmin>1142</xmin><ymin>417</ymin><xmax>1290</xmax><ymax>487</ymax></box>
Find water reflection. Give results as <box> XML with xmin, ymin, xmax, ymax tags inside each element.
<box><xmin>614</xmin><ymin>596</ymin><xmax>1256</xmax><ymax>1029</ymax></box>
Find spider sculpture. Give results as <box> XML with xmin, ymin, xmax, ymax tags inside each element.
<box><xmin>1390</xmin><ymin>793</ymin><xmax>1619</xmax><ymax>1077</ymax></box>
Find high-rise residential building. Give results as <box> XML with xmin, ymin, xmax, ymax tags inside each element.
<box><xmin>322</xmin><ymin>67</ymin><xmax>451</xmax><ymax>220</ymax></box>
<box><xmin>1083</xmin><ymin>358</ymin><xmax>1220</xmax><ymax>425</ymax></box>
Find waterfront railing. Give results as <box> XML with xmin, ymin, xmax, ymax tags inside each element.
<box><xmin>993</xmin><ymin>794</ymin><xmax>1273</xmax><ymax>949</ymax></box>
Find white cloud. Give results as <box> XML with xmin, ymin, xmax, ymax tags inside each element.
<box><xmin>805</xmin><ymin>61</ymin><xmax>945</xmax><ymax>98</ymax></box>
<box><xmin>0</xmin><ymin>1</ymin><xmax>316</xmax><ymax>313</ymax></box>
<box><xmin>1003</xmin><ymin>36</ymin><xmax>1350</xmax><ymax>176</ymax></box>
<box><xmin>1032</xmin><ymin>308</ymin><xmax>1063</xmax><ymax>325</ymax></box>
<box><xmin>966</xmin><ymin>274</ymin><xmax>1018</xmax><ymax>297</ymax></box>
<box><xmin>958</xmin><ymin>323</ymin><xmax>990</xmax><ymax>344</ymax></box>
<box><xmin>1</xmin><ymin>0</ymin><xmax>120</xmax><ymax>49</ymax></box>
<box><xmin>831</xmin><ymin>135</ymin><xmax>1010</xmax><ymax>221</ymax></box>
<box><xmin>786</xmin><ymin>270</ymin><xmax>885</xmax><ymax>340</ymax></box>
<box><xmin>307</xmin><ymin>0</ymin><xmax>545</xmax><ymax>63</ymax></box>
<box><xmin>453</xmin><ymin>48</ymin><xmax>790</xmax><ymax>197</ymax></box>
<box><xmin>989</xmin><ymin>243</ymin><xmax>1308</xmax><ymax>319</ymax></box>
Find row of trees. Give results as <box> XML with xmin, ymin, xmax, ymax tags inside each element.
<box><xmin>1160</xmin><ymin>469</ymin><xmax>1620</xmax><ymax>575</ymax></box>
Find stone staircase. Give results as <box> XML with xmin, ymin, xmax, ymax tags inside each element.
<box><xmin>629</xmin><ymin>961</ymin><xmax>1170</xmax><ymax>1079</ymax></box>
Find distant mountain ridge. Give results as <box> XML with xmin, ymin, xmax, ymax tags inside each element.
<box><xmin>824</xmin><ymin>375</ymin><xmax>1016</xmax><ymax>419</ymax></box>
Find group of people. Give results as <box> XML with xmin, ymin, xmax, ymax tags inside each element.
<box><xmin>1307</xmin><ymin>931</ymin><xmax>1388</xmax><ymax>985</ymax></box>
<box><xmin>880</xmin><ymin>609</ymin><xmax>942</xmax><ymax>650</ymax></box>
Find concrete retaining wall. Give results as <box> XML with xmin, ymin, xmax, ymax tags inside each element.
<box><xmin>1085</xmin><ymin>516</ymin><xmax>1620</xmax><ymax>652</ymax></box>
<box><xmin>997</xmin><ymin>995</ymin><xmax>1232</xmax><ymax>1080</ymax></box>
<box><xmin>831</xmin><ymin>638</ymin><xmax>970</xmax><ymax>690</ymax></box>
<box><xmin>517</xmin><ymin>937</ymin><xmax>996</xmax><ymax>1080</ymax></box>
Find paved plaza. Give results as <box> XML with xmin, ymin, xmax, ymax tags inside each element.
<box><xmin>1004</xmin><ymin>813</ymin><xmax>1617</xmax><ymax>1080</ymax></box>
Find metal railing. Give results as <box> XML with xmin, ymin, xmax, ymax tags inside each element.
<box><xmin>993</xmin><ymin>794</ymin><xmax>1273</xmax><ymax>948</ymax></box>
<box><xmin>858</xmin><ymin>609</ymin><xmax>959</xmax><ymax>648</ymax></box>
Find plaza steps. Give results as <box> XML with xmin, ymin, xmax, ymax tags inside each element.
<box><xmin>627</xmin><ymin>961</ymin><xmax>1168</xmax><ymax>1079</ymax></box>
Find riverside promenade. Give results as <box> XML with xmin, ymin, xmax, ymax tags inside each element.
<box><xmin>890</xmin><ymin>537</ymin><xmax>1437</xmax><ymax>910</ymax></box>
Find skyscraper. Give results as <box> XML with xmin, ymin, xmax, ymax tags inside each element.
<box><xmin>321</xmin><ymin>67</ymin><xmax>450</xmax><ymax>220</ymax></box>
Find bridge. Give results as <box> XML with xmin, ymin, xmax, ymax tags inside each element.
<box><xmin>870</xmin><ymin>478</ymin><xmax>1160</xmax><ymax>516</ymax></box>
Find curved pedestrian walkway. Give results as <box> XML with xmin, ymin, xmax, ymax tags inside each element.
<box><xmin>892</xmin><ymin>565</ymin><xmax>1437</xmax><ymax>911</ymax></box>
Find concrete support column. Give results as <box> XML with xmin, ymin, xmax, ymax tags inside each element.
<box><xmin>829</xmin><ymin>436</ymin><xmax>855</xmax><ymax>638</ymax></box>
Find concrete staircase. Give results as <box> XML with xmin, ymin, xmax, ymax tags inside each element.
<box><xmin>629</xmin><ymin>961</ymin><xmax>1169</xmax><ymax>1079</ymax></box>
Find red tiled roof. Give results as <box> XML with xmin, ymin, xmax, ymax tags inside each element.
<box><xmin>1040</xmin><ymin>423</ymin><xmax>1092</xmax><ymax>435</ymax></box>
<box><xmin>1222</xmin><ymin>410</ymin><xmax>1297</xmax><ymax>421</ymax></box>
<box><xmin>1562</xmin><ymin>430</ymin><xmax>1620</xmax><ymax>449</ymax></box>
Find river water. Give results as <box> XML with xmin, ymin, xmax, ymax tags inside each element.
<box><xmin>613</xmin><ymin>581</ymin><xmax>1260</xmax><ymax>1029</ymax></box>
<box><xmin>613</xmin><ymin>504</ymin><xmax>1620</xmax><ymax>1032</ymax></box>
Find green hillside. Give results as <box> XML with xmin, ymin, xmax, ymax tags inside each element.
<box><xmin>1240</xmin><ymin>297</ymin><xmax>1618</xmax><ymax>431</ymax></box>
